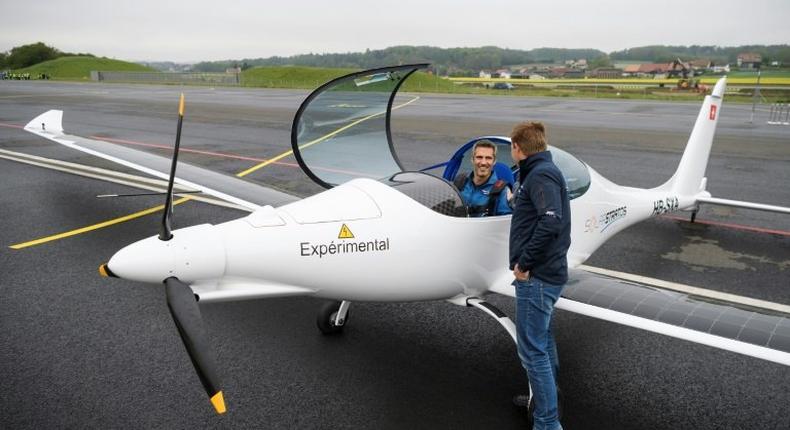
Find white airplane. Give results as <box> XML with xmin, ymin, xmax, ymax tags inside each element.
<box><xmin>21</xmin><ymin>64</ymin><xmax>790</xmax><ymax>415</ymax></box>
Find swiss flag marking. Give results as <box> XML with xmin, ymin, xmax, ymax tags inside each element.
<box><xmin>709</xmin><ymin>105</ymin><xmax>717</xmax><ymax>120</ymax></box>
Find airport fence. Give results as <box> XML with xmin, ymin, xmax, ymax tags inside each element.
<box><xmin>91</xmin><ymin>71</ymin><xmax>240</xmax><ymax>86</ymax></box>
<box><xmin>767</xmin><ymin>103</ymin><xmax>790</xmax><ymax>125</ymax></box>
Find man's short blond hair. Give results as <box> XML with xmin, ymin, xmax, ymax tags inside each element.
<box><xmin>510</xmin><ymin>121</ymin><xmax>547</xmax><ymax>155</ymax></box>
<box><xmin>472</xmin><ymin>139</ymin><xmax>497</xmax><ymax>157</ymax></box>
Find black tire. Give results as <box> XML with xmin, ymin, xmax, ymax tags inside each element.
<box><xmin>316</xmin><ymin>301</ymin><xmax>348</xmax><ymax>335</ymax></box>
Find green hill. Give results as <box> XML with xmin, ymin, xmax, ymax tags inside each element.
<box><xmin>241</xmin><ymin>66</ymin><xmax>457</xmax><ymax>92</ymax></box>
<box><xmin>241</xmin><ymin>66</ymin><xmax>357</xmax><ymax>88</ymax></box>
<box><xmin>18</xmin><ymin>56</ymin><xmax>154</xmax><ymax>80</ymax></box>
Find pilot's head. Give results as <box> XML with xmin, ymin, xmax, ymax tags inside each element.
<box><xmin>472</xmin><ymin>140</ymin><xmax>496</xmax><ymax>181</ymax></box>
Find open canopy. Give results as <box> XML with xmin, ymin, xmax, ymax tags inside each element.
<box><xmin>291</xmin><ymin>64</ymin><xmax>428</xmax><ymax>188</ymax></box>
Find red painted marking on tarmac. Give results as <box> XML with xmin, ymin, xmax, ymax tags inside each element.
<box><xmin>2</xmin><ymin>119</ymin><xmax>373</xmax><ymax>178</ymax></box>
<box><xmin>90</xmin><ymin>135</ymin><xmax>271</xmax><ymax>163</ymax></box>
<box><xmin>661</xmin><ymin>215</ymin><xmax>790</xmax><ymax>237</ymax></box>
<box><xmin>90</xmin><ymin>135</ymin><xmax>376</xmax><ymax>178</ymax></box>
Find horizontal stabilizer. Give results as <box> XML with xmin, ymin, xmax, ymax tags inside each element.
<box><xmin>23</xmin><ymin>110</ymin><xmax>298</xmax><ymax>210</ymax></box>
<box><xmin>697</xmin><ymin>196</ymin><xmax>790</xmax><ymax>215</ymax></box>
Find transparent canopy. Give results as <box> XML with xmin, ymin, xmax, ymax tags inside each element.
<box><xmin>291</xmin><ymin>64</ymin><xmax>591</xmax><ymax>203</ymax></box>
<box><xmin>291</xmin><ymin>64</ymin><xmax>427</xmax><ymax>188</ymax></box>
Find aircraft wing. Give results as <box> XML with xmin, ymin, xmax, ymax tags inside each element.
<box><xmin>24</xmin><ymin>110</ymin><xmax>298</xmax><ymax>211</ymax></box>
<box><xmin>490</xmin><ymin>268</ymin><xmax>790</xmax><ymax>366</ymax></box>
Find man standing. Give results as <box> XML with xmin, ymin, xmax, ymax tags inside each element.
<box><xmin>508</xmin><ymin>122</ymin><xmax>571</xmax><ymax>430</ymax></box>
<box><xmin>457</xmin><ymin>140</ymin><xmax>512</xmax><ymax>217</ymax></box>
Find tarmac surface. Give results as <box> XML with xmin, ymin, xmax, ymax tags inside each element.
<box><xmin>1</xmin><ymin>80</ymin><xmax>789</xmax><ymax>429</ymax></box>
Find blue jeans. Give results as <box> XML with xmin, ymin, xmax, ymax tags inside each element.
<box><xmin>515</xmin><ymin>277</ymin><xmax>563</xmax><ymax>430</ymax></box>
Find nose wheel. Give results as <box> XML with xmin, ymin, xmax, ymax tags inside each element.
<box><xmin>316</xmin><ymin>300</ymin><xmax>351</xmax><ymax>335</ymax></box>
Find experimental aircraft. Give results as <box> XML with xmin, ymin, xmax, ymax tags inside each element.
<box><xmin>22</xmin><ymin>64</ymin><xmax>790</xmax><ymax>415</ymax></box>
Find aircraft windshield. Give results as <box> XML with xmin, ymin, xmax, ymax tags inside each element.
<box><xmin>291</xmin><ymin>64</ymin><xmax>428</xmax><ymax>188</ymax></box>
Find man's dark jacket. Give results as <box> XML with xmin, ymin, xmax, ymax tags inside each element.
<box><xmin>509</xmin><ymin>151</ymin><xmax>571</xmax><ymax>285</ymax></box>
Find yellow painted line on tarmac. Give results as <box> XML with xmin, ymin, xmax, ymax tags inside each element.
<box><xmin>236</xmin><ymin>96</ymin><xmax>420</xmax><ymax>178</ymax></box>
<box><xmin>9</xmin><ymin>197</ymin><xmax>192</xmax><ymax>250</ymax></box>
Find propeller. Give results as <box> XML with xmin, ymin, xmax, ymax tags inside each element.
<box><xmin>165</xmin><ymin>277</ymin><xmax>226</xmax><ymax>414</ymax></box>
<box><xmin>101</xmin><ymin>94</ymin><xmax>227</xmax><ymax>414</ymax></box>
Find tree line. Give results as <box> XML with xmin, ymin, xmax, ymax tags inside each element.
<box><xmin>191</xmin><ymin>44</ymin><xmax>789</xmax><ymax>74</ymax></box>
<box><xmin>191</xmin><ymin>46</ymin><xmax>607</xmax><ymax>74</ymax></box>
<box><xmin>609</xmin><ymin>45</ymin><xmax>790</xmax><ymax>65</ymax></box>
<box><xmin>0</xmin><ymin>42</ymin><xmax>94</xmax><ymax>69</ymax></box>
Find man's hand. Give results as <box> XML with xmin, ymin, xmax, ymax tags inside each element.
<box><xmin>513</xmin><ymin>265</ymin><xmax>530</xmax><ymax>281</ymax></box>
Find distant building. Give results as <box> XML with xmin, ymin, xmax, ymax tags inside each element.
<box><xmin>479</xmin><ymin>70</ymin><xmax>492</xmax><ymax>79</ymax></box>
<box><xmin>737</xmin><ymin>53</ymin><xmax>762</xmax><ymax>69</ymax></box>
<box><xmin>623</xmin><ymin>63</ymin><xmax>671</xmax><ymax>78</ymax></box>
<box><xmin>225</xmin><ymin>67</ymin><xmax>241</xmax><ymax>74</ymax></box>
<box><xmin>623</xmin><ymin>64</ymin><xmax>641</xmax><ymax>76</ymax></box>
<box><xmin>588</xmin><ymin>68</ymin><xmax>623</xmax><ymax>79</ymax></box>
<box><xmin>548</xmin><ymin>67</ymin><xmax>569</xmax><ymax>78</ymax></box>
<box><xmin>495</xmin><ymin>69</ymin><xmax>512</xmax><ymax>79</ymax></box>
<box><xmin>564</xmin><ymin>59</ymin><xmax>588</xmax><ymax>69</ymax></box>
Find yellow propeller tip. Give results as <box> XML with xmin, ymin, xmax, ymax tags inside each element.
<box><xmin>98</xmin><ymin>263</ymin><xmax>118</xmax><ymax>278</ymax></box>
<box><xmin>210</xmin><ymin>391</ymin><xmax>226</xmax><ymax>414</ymax></box>
<box><xmin>178</xmin><ymin>93</ymin><xmax>185</xmax><ymax>116</ymax></box>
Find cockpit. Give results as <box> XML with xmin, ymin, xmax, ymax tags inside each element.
<box><xmin>291</xmin><ymin>64</ymin><xmax>591</xmax><ymax>217</ymax></box>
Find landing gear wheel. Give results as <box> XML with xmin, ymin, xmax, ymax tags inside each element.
<box><xmin>316</xmin><ymin>301</ymin><xmax>348</xmax><ymax>335</ymax></box>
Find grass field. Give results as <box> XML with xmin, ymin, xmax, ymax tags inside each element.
<box><xmin>16</xmin><ymin>56</ymin><xmax>154</xmax><ymax>79</ymax></box>
<box><xmin>240</xmin><ymin>66</ymin><xmax>458</xmax><ymax>92</ymax></box>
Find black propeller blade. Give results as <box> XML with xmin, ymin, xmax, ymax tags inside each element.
<box><xmin>159</xmin><ymin>93</ymin><xmax>185</xmax><ymax>241</ymax></box>
<box><xmin>164</xmin><ymin>277</ymin><xmax>226</xmax><ymax>414</ymax></box>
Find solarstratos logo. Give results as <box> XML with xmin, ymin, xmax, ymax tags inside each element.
<box><xmin>300</xmin><ymin>223</ymin><xmax>391</xmax><ymax>258</ymax></box>
<box><xmin>584</xmin><ymin>206</ymin><xmax>627</xmax><ymax>233</ymax></box>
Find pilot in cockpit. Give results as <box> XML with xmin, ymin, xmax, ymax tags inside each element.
<box><xmin>454</xmin><ymin>140</ymin><xmax>513</xmax><ymax>217</ymax></box>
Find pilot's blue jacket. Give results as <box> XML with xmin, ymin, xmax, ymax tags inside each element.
<box><xmin>509</xmin><ymin>151</ymin><xmax>571</xmax><ymax>285</ymax></box>
<box><xmin>459</xmin><ymin>171</ymin><xmax>512</xmax><ymax>217</ymax></box>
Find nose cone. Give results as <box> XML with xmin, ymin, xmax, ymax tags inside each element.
<box><xmin>107</xmin><ymin>224</ymin><xmax>226</xmax><ymax>284</ymax></box>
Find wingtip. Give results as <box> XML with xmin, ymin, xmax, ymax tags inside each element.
<box><xmin>24</xmin><ymin>109</ymin><xmax>64</xmax><ymax>134</ymax></box>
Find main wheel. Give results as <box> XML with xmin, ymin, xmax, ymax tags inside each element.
<box><xmin>316</xmin><ymin>301</ymin><xmax>348</xmax><ymax>335</ymax></box>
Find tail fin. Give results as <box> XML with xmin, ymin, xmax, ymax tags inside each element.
<box><xmin>660</xmin><ymin>77</ymin><xmax>726</xmax><ymax>196</ymax></box>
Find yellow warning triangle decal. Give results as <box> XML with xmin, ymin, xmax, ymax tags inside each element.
<box><xmin>338</xmin><ymin>224</ymin><xmax>355</xmax><ymax>239</ymax></box>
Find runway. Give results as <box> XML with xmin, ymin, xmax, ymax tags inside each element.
<box><xmin>1</xmin><ymin>80</ymin><xmax>788</xmax><ymax>429</ymax></box>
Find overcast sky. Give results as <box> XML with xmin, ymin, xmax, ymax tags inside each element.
<box><xmin>1</xmin><ymin>0</ymin><xmax>788</xmax><ymax>63</ymax></box>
